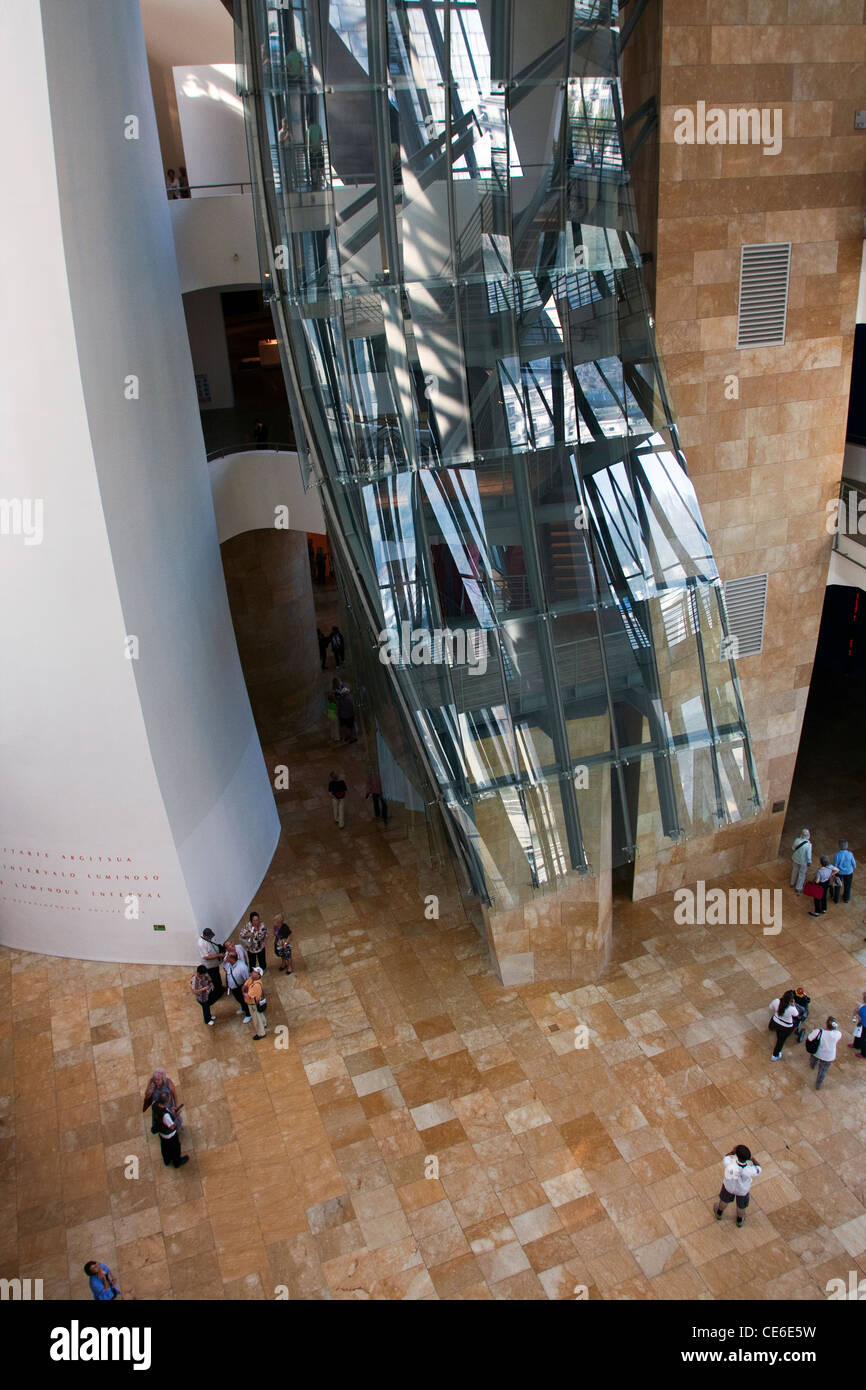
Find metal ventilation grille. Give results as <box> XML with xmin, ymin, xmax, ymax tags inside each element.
<box><xmin>737</xmin><ymin>243</ymin><xmax>791</xmax><ymax>348</ymax></box>
<box><xmin>723</xmin><ymin>574</ymin><xmax>768</xmax><ymax>658</ymax></box>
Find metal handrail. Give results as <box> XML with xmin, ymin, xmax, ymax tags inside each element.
<box><xmin>206</xmin><ymin>442</ymin><xmax>295</xmax><ymax>462</ymax></box>
<box><xmin>166</xmin><ymin>182</ymin><xmax>253</xmax><ymax>198</ymax></box>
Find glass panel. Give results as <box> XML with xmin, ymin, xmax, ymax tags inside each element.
<box><xmin>239</xmin><ymin>0</ymin><xmax>761</xmax><ymax>908</ymax></box>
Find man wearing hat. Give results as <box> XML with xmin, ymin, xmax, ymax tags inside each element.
<box><xmin>196</xmin><ymin>928</ymin><xmax>225</xmax><ymax>1003</ymax></box>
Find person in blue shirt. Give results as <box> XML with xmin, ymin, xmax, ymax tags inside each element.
<box><xmin>854</xmin><ymin>993</ymin><xmax>866</xmax><ymax>1061</ymax></box>
<box><xmin>84</xmin><ymin>1261</ymin><xmax>120</xmax><ymax>1300</ymax></box>
<box><xmin>832</xmin><ymin>841</ymin><xmax>856</xmax><ymax>904</ymax></box>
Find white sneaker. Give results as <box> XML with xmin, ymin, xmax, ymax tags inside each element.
<box><xmin>242</xmin><ymin>1016</ymin><xmax>251</xmax><ymax>1024</ymax></box>
<box><xmin>207</xmin><ymin>1020</ymin><xmax>215</xmax><ymax>1027</ymax></box>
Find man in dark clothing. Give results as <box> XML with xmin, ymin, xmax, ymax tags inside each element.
<box><xmin>328</xmin><ymin>771</ymin><xmax>348</xmax><ymax>828</ymax></box>
<box><xmin>330</xmin><ymin>626</ymin><xmax>345</xmax><ymax>665</ymax></box>
<box><xmin>154</xmin><ymin>1104</ymin><xmax>189</xmax><ymax>1169</ymax></box>
<box><xmin>315</xmin><ymin>547</ymin><xmax>326</xmax><ymax>584</ymax></box>
<box><xmin>317</xmin><ymin>627</ymin><xmax>330</xmax><ymax>669</ymax></box>
<box><xmin>337</xmin><ymin>686</ymin><xmax>355</xmax><ymax>742</ymax></box>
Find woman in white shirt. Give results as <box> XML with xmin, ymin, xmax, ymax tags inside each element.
<box><xmin>769</xmin><ymin>990</ymin><xmax>800</xmax><ymax>1060</ymax></box>
<box><xmin>807</xmin><ymin>1017</ymin><xmax>842</xmax><ymax>1090</ymax></box>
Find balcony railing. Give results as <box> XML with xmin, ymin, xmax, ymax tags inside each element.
<box><xmin>166</xmin><ymin>182</ymin><xmax>253</xmax><ymax>199</ymax></box>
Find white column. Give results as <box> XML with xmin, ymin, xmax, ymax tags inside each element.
<box><xmin>0</xmin><ymin>0</ymin><xmax>279</xmax><ymax>964</ymax></box>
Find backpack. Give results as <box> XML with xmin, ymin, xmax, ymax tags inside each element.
<box><xmin>805</xmin><ymin>1030</ymin><xmax>822</xmax><ymax>1056</ymax></box>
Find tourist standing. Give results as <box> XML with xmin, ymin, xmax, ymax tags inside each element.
<box><xmin>142</xmin><ymin>1070</ymin><xmax>178</xmax><ymax>1134</ymax></box>
<box><xmin>365</xmin><ymin>767</ymin><xmax>388</xmax><ymax>823</ymax></box>
<box><xmin>326</xmin><ymin>689</ymin><xmax>340</xmax><ymax>741</ymax></box>
<box><xmin>224</xmin><ymin>946</ymin><xmax>251</xmax><ymax>1022</ymax></box>
<box><xmin>790</xmin><ymin>830</ymin><xmax>812</xmax><ymax>893</ymax></box>
<box><xmin>807</xmin><ymin>856</ymin><xmax>839</xmax><ymax>917</ymax></box>
<box><xmin>241</xmin><ymin>911</ymin><xmax>268</xmax><ymax>972</ymax></box>
<box><xmin>317</xmin><ymin>627</ymin><xmax>330</xmax><ymax>669</ymax></box>
<box><xmin>330</xmin><ymin>626</ymin><xmax>345</xmax><ymax>666</ymax></box>
<box><xmin>792</xmin><ymin>987</ymin><xmax>811</xmax><ymax>1043</ymax></box>
<box><xmin>243</xmin><ymin>968</ymin><xmax>268</xmax><ymax>1042</ymax></box>
<box><xmin>714</xmin><ymin>1145</ymin><xmax>761</xmax><ymax>1228</ymax></box>
<box><xmin>852</xmin><ymin>992</ymin><xmax>866</xmax><ymax>1059</ymax></box>
<box><xmin>190</xmin><ymin>965</ymin><xmax>216</xmax><ymax>1027</ymax></box>
<box><xmin>832</xmin><ymin>841</ymin><xmax>856</xmax><ymax>903</ymax></box>
<box><xmin>329</xmin><ymin>770</ymin><xmax>348</xmax><ymax>828</ymax></box>
<box><xmin>337</xmin><ymin>685</ymin><xmax>356</xmax><ymax>742</ymax></box>
<box><xmin>196</xmin><ymin>927</ymin><xmax>225</xmax><ymax>1003</ymax></box>
<box><xmin>769</xmin><ymin>989</ymin><xmax>800</xmax><ymax>1060</ymax></box>
<box><xmin>154</xmin><ymin>1104</ymin><xmax>189</xmax><ymax>1169</ymax></box>
<box><xmin>275</xmin><ymin>921</ymin><xmax>293</xmax><ymax>973</ymax></box>
<box><xmin>806</xmin><ymin>1017</ymin><xmax>842</xmax><ymax>1090</ymax></box>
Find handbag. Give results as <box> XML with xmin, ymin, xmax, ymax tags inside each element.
<box><xmin>803</xmin><ymin>881</ymin><xmax>823</xmax><ymax>899</ymax></box>
<box><xmin>805</xmin><ymin>1030</ymin><xmax>822</xmax><ymax>1055</ymax></box>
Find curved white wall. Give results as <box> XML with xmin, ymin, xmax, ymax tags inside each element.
<box><xmin>170</xmin><ymin>191</ymin><xmax>260</xmax><ymax>294</ymax></box>
<box><xmin>0</xmin><ymin>0</ymin><xmax>279</xmax><ymax>965</ymax></box>
<box><xmin>210</xmin><ymin>450</ymin><xmax>325</xmax><ymax>543</ymax></box>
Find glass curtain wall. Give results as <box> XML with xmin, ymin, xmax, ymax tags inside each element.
<box><xmin>234</xmin><ymin>0</ymin><xmax>760</xmax><ymax>908</ymax></box>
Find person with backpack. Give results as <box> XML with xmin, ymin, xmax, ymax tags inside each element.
<box><xmin>790</xmin><ymin>829</ymin><xmax>812</xmax><ymax>893</ymax></box>
<box><xmin>805</xmin><ymin>1017</ymin><xmax>842</xmax><ymax>1090</ymax></box>
<box><xmin>714</xmin><ymin>1145</ymin><xmax>761</xmax><ymax>1228</ymax></box>
<box><xmin>851</xmin><ymin>992</ymin><xmax>866</xmax><ymax>1059</ymax></box>
<box><xmin>769</xmin><ymin>989</ymin><xmax>800</xmax><ymax>1060</ymax></box>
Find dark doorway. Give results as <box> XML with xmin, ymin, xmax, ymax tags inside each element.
<box><xmin>785</xmin><ymin>582</ymin><xmax>866</xmax><ymax>857</ymax></box>
<box><xmin>198</xmin><ymin>287</ymin><xmax>296</xmax><ymax>455</ymax></box>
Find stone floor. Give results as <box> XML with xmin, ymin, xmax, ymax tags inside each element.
<box><xmin>3</xmin><ymin>683</ymin><xmax>865</xmax><ymax>1301</ymax></box>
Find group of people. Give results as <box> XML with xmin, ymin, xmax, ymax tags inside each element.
<box><xmin>326</xmin><ymin>676</ymin><xmax>356</xmax><ymax>742</ymax></box>
<box><xmin>767</xmin><ymin>984</ymin><xmax>866</xmax><ymax>1087</ymax></box>
<box><xmin>317</xmin><ymin>625</ymin><xmax>345</xmax><ymax>669</ymax></box>
<box><xmin>190</xmin><ymin>911</ymin><xmax>294</xmax><ymax>1033</ymax></box>
<box><xmin>790</xmin><ymin>831</ymin><xmax>857</xmax><ymax>915</ymax></box>
<box><xmin>165</xmin><ymin>167</ymin><xmax>190</xmax><ymax>199</ymax></box>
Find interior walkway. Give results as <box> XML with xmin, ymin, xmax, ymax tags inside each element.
<box><xmin>3</xmin><ymin>701</ymin><xmax>865</xmax><ymax>1299</ymax></box>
